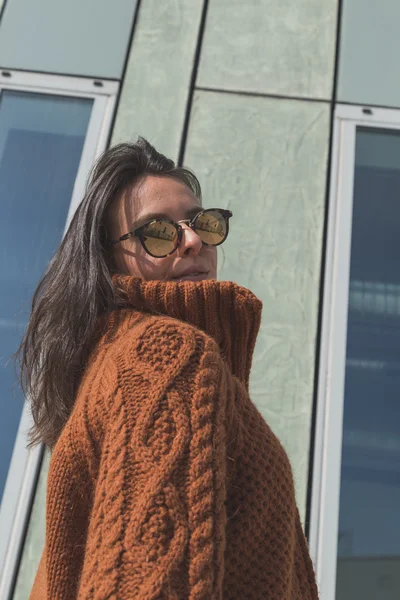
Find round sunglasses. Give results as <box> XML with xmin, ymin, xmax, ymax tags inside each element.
<box><xmin>110</xmin><ymin>208</ymin><xmax>233</xmax><ymax>258</ymax></box>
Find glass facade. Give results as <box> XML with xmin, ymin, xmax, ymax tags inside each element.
<box><xmin>0</xmin><ymin>90</ymin><xmax>92</xmax><ymax>503</ymax></box>
<box><xmin>336</xmin><ymin>127</ymin><xmax>400</xmax><ymax>599</ymax></box>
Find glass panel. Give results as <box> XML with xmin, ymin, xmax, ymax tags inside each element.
<box><xmin>336</xmin><ymin>127</ymin><xmax>400</xmax><ymax>599</ymax></box>
<box><xmin>0</xmin><ymin>91</ymin><xmax>92</xmax><ymax>503</ymax></box>
<box><xmin>338</xmin><ymin>0</ymin><xmax>400</xmax><ymax>107</ymax></box>
<box><xmin>0</xmin><ymin>0</ymin><xmax>137</xmax><ymax>79</ymax></box>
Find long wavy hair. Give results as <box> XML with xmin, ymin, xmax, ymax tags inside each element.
<box><xmin>17</xmin><ymin>137</ymin><xmax>202</xmax><ymax>448</ymax></box>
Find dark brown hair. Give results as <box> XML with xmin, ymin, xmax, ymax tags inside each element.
<box><xmin>17</xmin><ymin>137</ymin><xmax>201</xmax><ymax>448</ymax></box>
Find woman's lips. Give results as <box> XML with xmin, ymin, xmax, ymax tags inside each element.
<box><xmin>172</xmin><ymin>271</ymin><xmax>209</xmax><ymax>282</ymax></box>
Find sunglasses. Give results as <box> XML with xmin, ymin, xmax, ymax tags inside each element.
<box><xmin>110</xmin><ymin>208</ymin><xmax>233</xmax><ymax>258</ymax></box>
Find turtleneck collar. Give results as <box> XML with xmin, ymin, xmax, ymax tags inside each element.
<box><xmin>111</xmin><ymin>275</ymin><xmax>262</xmax><ymax>388</ymax></box>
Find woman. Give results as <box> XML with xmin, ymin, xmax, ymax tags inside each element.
<box><xmin>23</xmin><ymin>138</ymin><xmax>318</xmax><ymax>599</ymax></box>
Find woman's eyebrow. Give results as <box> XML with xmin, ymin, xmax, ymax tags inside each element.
<box><xmin>132</xmin><ymin>212</ymin><xmax>164</xmax><ymax>226</ymax></box>
<box><xmin>131</xmin><ymin>206</ymin><xmax>202</xmax><ymax>229</ymax></box>
<box><xmin>181</xmin><ymin>206</ymin><xmax>204</xmax><ymax>220</ymax></box>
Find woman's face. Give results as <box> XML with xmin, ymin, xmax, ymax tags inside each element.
<box><xmin>108</xmin><ymin>175</ymin><xmax>218</xmax><ymax>282</ymax></box>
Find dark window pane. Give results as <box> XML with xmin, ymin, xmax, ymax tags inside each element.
<box><xmin>336</xmin><ymin>127</ymin><xmax>400</xmax><ymax>599</ymax></box>
<box><xmin>0</xmin><ymin>91</ymin><xmax>92</xmax><ymax>503</ymax></box>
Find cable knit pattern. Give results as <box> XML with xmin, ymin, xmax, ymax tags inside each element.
<box><xmin>30</xmin><ymin>276</ymin><xmax>318</xmax><ymax>600</ymax></box>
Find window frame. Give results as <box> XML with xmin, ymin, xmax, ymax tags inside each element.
<box><xmin>0</xmin><ymin>70</ymin><xmax>118</xmax><ymax>599</ymax></box>
<box><xmin>309</xmin><ymin>103</ymin><xmax>400</xmax><ymax>600</ymax></box>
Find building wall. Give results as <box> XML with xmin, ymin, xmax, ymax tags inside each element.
<box><xmin>184</xmin><ymin>93</ymin><xmax>330</xmax><ymax>509</ymax></box>
<box><xmin>112</xmin><ymin>0</ymin><xmax>338</xmax><ymax>512</ymax></box>
<box><xmin>0</xmin><ymin>0</ymin><xmax>339</xmax><ymax>596</ymax></box>
<box><xmin>196</xmin><ymin>0</ymin><xmax>337</xmax><ymax>100</ymax></box>
<box><xmin>111</xmin><ymin>0</ymin><xmax>203</xmax><ymax>162</ymax></box>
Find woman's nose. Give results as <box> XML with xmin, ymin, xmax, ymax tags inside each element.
<box><xmin>177</xmin><ymin>224</ymin><xmax>202</xmax><ymax>257</ymax></box>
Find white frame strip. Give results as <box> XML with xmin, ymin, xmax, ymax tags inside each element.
<box><xmin>0</xmin><ymin>69</ymin><xmax>118</xmax><ymax>96</ymax></box>
<box><xmin>0</xmin><ymin>69</ymin><xmax>117</xmax><ymax>600</ymax></box>
<box><xmin>309</xmin><ymin>104</ymin><xmax>400</xmax><ymax>600</ymax></box>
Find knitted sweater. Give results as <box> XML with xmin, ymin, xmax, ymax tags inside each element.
<box><xmin>30</xmin><ymin>275</ymin><xmax>318</xmax><ymax>600</ymax></box>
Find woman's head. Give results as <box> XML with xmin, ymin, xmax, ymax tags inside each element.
<box><xmin>18</xmin><ymin>137</ymin><xmax>229</xmax><ymax>447</ymax></box>
<box><xmin>89</xmin><ymin>137</ymin><xmax>217</xmax><ymax>281</ymax></box>
<box><xmin>107</xmin><ymin>174</ymin><xmax>218</xmax><ymax>282</ymax></box>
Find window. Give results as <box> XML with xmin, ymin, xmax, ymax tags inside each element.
<box><xmin>310</xmin><ymin>106</ymin><xmax>400</xmax><ymax>600</ymax></box>
<box><xmin>0</xmin><ymin>71</ymin><xmax>117</xmax><ymax>598</ymax></box>
<box><xmin>0</xmin><ymin>90</ymin><xmax>93</xmax><ymax>502</ymax></box>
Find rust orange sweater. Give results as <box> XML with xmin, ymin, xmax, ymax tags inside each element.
<box><xmin>30</xmin><ymin>275</ymin><xmax>318</xmax><ymax>600</ymax></box>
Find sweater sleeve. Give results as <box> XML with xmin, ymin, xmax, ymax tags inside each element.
<box><xmin>77</xmin><ymin>318</ymin><xmax>227</xmax><ymax>600</ymax></box>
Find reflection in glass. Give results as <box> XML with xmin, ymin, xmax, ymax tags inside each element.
<box><xmin>336</xmin><ymin>127</ymin><xmax>400</xmax><ymax>599</ymax></box>
<box><xmin>0</xmin><ymin>91</ymin><xmax>92</xmax><ymax>503</ymax></box>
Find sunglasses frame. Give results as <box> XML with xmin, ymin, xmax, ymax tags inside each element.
<box><xmin>109</xmin><ymin>208</ymin><xmax>233</xmax><ymax>258</ymax></box>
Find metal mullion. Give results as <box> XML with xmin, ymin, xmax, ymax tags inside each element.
<box><xmin>309</xmin><ymin>114</ymin><xmax>341</xmax><ymax>568</ymax></box>
<box><xmin>0</xmin><ymin>70</ymin><xmax>118</xmax><ymax>96</ymax></box>
<box><xmin>310</xmin><ymin>110</ymin><xmax>357</xmax><ymax>600</ymax></box>
<box><xmin>66</xmin><ymin>93</ymin><xmax>117</xmax><ymax>223</ymax></box>
<box><xmin>336</xmin><ymin>104</ymin><xmax>400</xmax><ymax>129</ymax></box>
<box><xmin>0</xmin><ymin>83</ymin><xmax>99</xmax><ymax>101</ymax></box>
<box><xmin>66</xmin><ymin>95</ymin><xmax>108</xmax><ymax>222</ymax></box>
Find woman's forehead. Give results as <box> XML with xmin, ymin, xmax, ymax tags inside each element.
<box><xmin>132</xmin><ymin>176</ymin><xmax>201</xmax><ymax>217</ymax></box>
<box><xmin>110</xmin><ymin>175</ymin><xmax>201</xmax><ymax>232</ymax></box>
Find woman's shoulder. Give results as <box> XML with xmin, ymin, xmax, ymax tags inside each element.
<box><xmin>69</xmin><ymin>311</ymin><xmax>223</xmax><ymax>447</ymax></box>
<box><xmin>98</xmin><ymin>309</ymin><xmax>221</xmax><ymax>375</ymax></box>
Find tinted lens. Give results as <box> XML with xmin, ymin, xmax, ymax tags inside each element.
<box><xmin>141</xmin><ymin>220</ymin><xmax>178</xmax><ymax>257</ymax></box>
<box><xmin>194</xmin><ymin>209</ymin><xmax>227</xmax><ymax>245</ymax></box>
